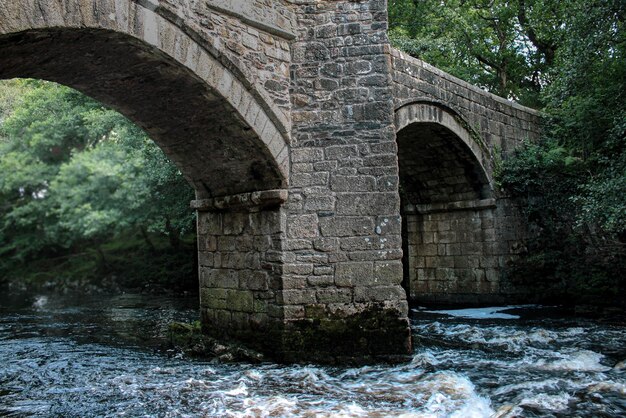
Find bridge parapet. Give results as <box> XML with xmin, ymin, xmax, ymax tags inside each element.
<box><xmin>391</xmin><ymin>48</ymin><xmax>541</xmax><ymax>162</ymax></box>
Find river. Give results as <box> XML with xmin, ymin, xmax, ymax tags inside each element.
<box><xmin>1</xmin><ymin>292</ymin><xmax>625</xmax><ymax>417</ymax></box>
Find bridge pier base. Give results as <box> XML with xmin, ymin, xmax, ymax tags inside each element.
<box><xmin>193</xmin><ymin>190</ymin><xmax>411</xmax><ymax>363</ymax></box>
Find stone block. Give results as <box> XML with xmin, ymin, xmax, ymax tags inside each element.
<box><xmin>424</xmin><ymin>257</ymin><xmax>438</xmax><ymax>269</ymax></box>
<box><xmin>304</xmin><ymin>196</ymin><xmax>336</xmax><ymax>211</ymax></box>
<box><xmin>336</xmin><ymin>192</ymin><xmax>399</xmax><ymax>216</ymax></box>
<box><xmin>296</xmin><ymin>254</ymin><xmax>329</xmax><ymax>264</ymax></box>
<box><xmin>461</xmin><ymin>242</ymin><xmax>482</xmax><ymax>255</ymax></box>
<box><xmin>434</xmin><ymin>231</ymin><xmax>457</xmax><ymax>244</ymax></box>
<box><xmin>325</xmin><ymin>144</ymin><xmax>359</xmax><ymax>159</ymax></box>
<box><xmin>446</xmin><ymin>244</ymin><xmax>461</xmax><ymax>256</ymax></box>
<box><xmin>330</xmin><ymin>175</ymin><xmax>376</xmax><ymax>192</ymax></box>
<box><xmin>307</xmin><ymin>275</ymin><xmax>335</xmax><ymax>287</ymax></box>
<box><xmin>375</xmin><ymin>216</ymin><xmax>401</xmax><ymax>234</ymax></box>
<box><xmin>314</xmin><ymin>266</ymin><xmax>333</xmax><ymax>276</ymax></box>
<box><xmin>288</xmin><ymin>214</ymin><xmax>319</xmax><ymax>238</ymax></box>
<box><xmin>221</xmin><ymin>252</ymin><xmax>253</xmax><ymax>269</ymax></box>
<box><xmin>285</xmin><ymin>239</ymin><xmax>313</xmax><ymax>251</ymax></box>
<box><xmin>313</xmin><ymin>237</ymin><xmax>339</xmax><ymax>252</ymax></box>
<box><xmin>279</xmin><ymin>289</ymin><xmax>317</xmax><ymax>305</ymax></box>
<box><xmin>226</xmin><ymin>290</ymin><xmax>254</xmax><ymax>313</ymax></box>
<box><xmin>335</xmin><ymin>262</ymin><xmax>373</xmax><ymax>287</ymax></box>
<box><xmin>217</xmin><ymin>236</ymin><xmax>237</xmax><ymax>251</ymax></box>
<box><xmin>198</xmin><ymin>252</ymin><xmax>214</xmax><ymax>267</ymax></box>
<box><xmin>291</xmin><ymin>172</ymin><xmax>330</xmax><ymax>188</ymax></box>
<box><xmin>202</xmin><ymin>269</ymin><xmax>238</xmax><ymax>289</ymax></box>
<box><xmin>292</xmin><ymin>147</ymin><xmax>324</xmax><ymax>163</ymax></box>
<box><xmin>249</xmin><ymin>210</ymin><xmax>284</xmax><ymax>235</ymax></box>
<box><xmin>316</xmin><ymin>288</ymin><xmax>353</xmax><ymax>303</ymax></box>
<box><xmin>373</xmin><ymin>261</ymin><xmax>403</xmax><ymax>285</ymax></box>
<box><xmin>347</xmin><ymin>249</ymin><xmax>403</xmax><ymax>262</ymax></box>
<box><xmin>282</xmin><ymin>277</ymin><xmax>308</xmax><ymax>290</ymax></box>
<box><xmin>214</xmin><ymin>310</ymin><xmax>232</xmax><ymax>328</ymax></box>
<box><xmin>239</xmin><ymin>270</ymin><xmax>268</xmax><ymax>291</ymax></box>
<box><xmin>485</xmin><ymin>268</ymin><xmax>500</xmax><ymax>282</ymax></box>
<box><xmin>340</xmin><ymin>235</ymin><xmax>402</xmax><ymax>251</ymax></box>
<box><xmin>418</xmin><ymin>244</ymin><xmax>438</xmax><ymax>256</ymax></box>
<box><xmin>198</xmin><ymin>213</ymin><xmax>222</xmax><ymax>235</ymax></box>
<box><xmin>282</xmin><ymin>263</ymin><xmax>314</xmax><ymax>275</ymax></box>
<box><xmin>319</xmin><ymin>216</ymin><xmax>374</xmax><ymax>237</ymax></box>
<box><xmin>353</xmin><ymin>285</ymin><xmax>407</xmax><ymax>302</ymax></box>
<box><xmin>197</xmin><ymin>235</ymin><xmax>217</xmax><ymax>252</ymax></box>
<box><xmin>283</xmin><ymin>305</ymin><xmax>306</xmax><ymax>319</ymax></box>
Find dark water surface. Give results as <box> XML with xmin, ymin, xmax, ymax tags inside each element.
<box><xmin>1</xmin><ymin>292</ymin><xmax>625</xmax><ymax>417</ymax></box>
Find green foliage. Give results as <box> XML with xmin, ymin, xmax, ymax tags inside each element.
<box><xmin>0</xmin><ymin>80</ymin><xmax>196</xmax><ymax>288</ymax></box>
<box><xmin>498</xmin><ymin>0</ymin><xmax>625</xmax><ymax>301</ymax></box>
<box><xmin>390</xmin><ymin>0</ymin><xmax>625</xmax><ymax>302</ymax></box>
<box><xmin>389</xmin><ymin>0</ymin><xmax>563</xmax><ymax>106</ymax></box>
<box><xmin>4</xmin><ymin>233</ymin><xmax>197</xmax><ymax>293</ymax></box>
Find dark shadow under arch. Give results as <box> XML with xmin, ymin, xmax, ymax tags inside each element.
<box><xmin>396</xmin><ymin>122</ymin><xmax>492</xmax><ymax>205</ymax></box>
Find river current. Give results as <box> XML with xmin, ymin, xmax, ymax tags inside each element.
<box><xmin>1</xmin><ymin>292</ymin><xmax>625</xmax><ymax>417</ymax></box>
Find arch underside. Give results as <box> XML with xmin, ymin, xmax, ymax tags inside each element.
<box><xmin>0</xmin><ymin>28</ymin><xmax>285</xmax><ymax>198</ymax></box>
<box><xmin>396</xmin><ymin>122</ymin><xmax>491</xmax><ymax>205</ymax></box>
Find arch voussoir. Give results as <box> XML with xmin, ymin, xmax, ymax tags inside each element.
<box><xmin>0</xmin><ymin>0</ymin><xmax>290</xmax><ymax>197</ymax></box>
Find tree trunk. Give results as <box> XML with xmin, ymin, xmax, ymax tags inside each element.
<box><xmin>139</xmin><ymin>225</ymin><xmax>156</xmax><ymax>252</ymax></box>
<box><xmin>96</xmin><ymin>245</ymin><xmax>110</xmax><ymax>269</ymax></box>
<box><xmin>165</xmin><ymin>217</ymin><xmax>181</xmax><ymax>250</ymax></box>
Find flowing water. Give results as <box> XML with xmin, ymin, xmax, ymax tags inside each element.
<box><xmin>1</xmin><ymin>292</ymin><xmax>625</xmax><ymax>417</ymax></box>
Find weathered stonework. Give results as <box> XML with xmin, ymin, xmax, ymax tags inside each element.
<box><xmin>391</xmin><ymin>50</ymin><xmax>541</xmax><ymax>304</ymax></box>
<box><xmin>195</xmin><ymin>197</ymin><xmax>287</xmax><ymax>352</ymax></box>
<box><xmin>0</xmin><ymin>0</ymin><xmax>542</xmax><ymax>362</ymax></box>
<box><xmin>283</xmin><ymin>0</ymin><xmax>412</xmax><ymax>362</ymax></box>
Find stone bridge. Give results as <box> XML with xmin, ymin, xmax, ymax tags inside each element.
<box><xmin>0</xmin><ymin>0</ymin><xmax>541</xmax><ymax>362</ymax></box>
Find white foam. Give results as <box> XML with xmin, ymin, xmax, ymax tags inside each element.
<box><xmin>224</xmin><ymin>382</ymin><xmax>248</xmax><ymax>396</ymax></box>
<box><xmin>518</xmin><ymin>393</ymin><xmax>572</xmax><ymax>412</ymax></box>
<box><xmin>535</xmin><ymin>350</ymin><xmax>611</xmax><ymax>372</ymax></box>
<box><xmin>32</xmin><ymin>295</ymin><xmax>48</xmax><ymax>309</ymax></box>
<box><xmin>494</xmin><ymin>378</ymin><xmax>565</xmax><ymax>396</ymax></box>
<box><xmin>423</xmin><ymin>306</ymin><xmax>535</xmax><ymax>320</ymax></box>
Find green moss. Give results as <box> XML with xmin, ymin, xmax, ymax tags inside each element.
<box><xmin>278</xmin><ymin>306</ymin><xmax>412</xmax><ymax>365</ymax></box>
<box><xmin>168</xmin><ymin>320</ymin><xmax>265</xmax><ymax>362</ymax></box>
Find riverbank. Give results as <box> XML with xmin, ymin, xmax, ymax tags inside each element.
<box><xmin>0</xmin><ymin>232</ymin><xmax>198</xmax><ymax>295</ymax></box>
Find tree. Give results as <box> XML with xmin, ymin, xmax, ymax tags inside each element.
<box><xmin>388</xmin><ymin>0</ymin><xmax>566</xmax><ymax>106</ymax></box>
<box><xmin>0</xmin><ymin>80</ymin><xmax>195</xmax><ymax>275</ymax></box>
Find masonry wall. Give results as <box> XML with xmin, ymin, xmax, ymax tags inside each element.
<box><xmin>391</xmin><ymin>49</ymin><xmax>541</xmax><ymax>305</ymax></box>
<box><xmin>391</xmin><ymin>49</ymin><xmax>542</xmax><ymax>161</ymax></box>
<box><xmin>282</xmin><ymin>0</ymin><xmax>411</xmax><ymax>362</ymax></box>
<box><xmin>153</xmin><ymin>0</ymin><xmax>295</xmax><ymax>125</ymax></box>
<box><xmin>197</xmin><ymin>205</ymin><xmax>286</xmax><ymax>349</ymax></box>
<box><xmin>405</xmin><ymin>198</ymin><xmax>527</xmax><ymax>304</ymax></box>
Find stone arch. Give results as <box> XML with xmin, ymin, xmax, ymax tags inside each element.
<box><xmin>394</xmin><ymin>100</ymin><xmax>494</xmax><ymax>201</ymax></box>
<box><xmin>0</xmin><ymin>0</ymin><xmax>290</xmax><ymax>198</ymax></box>
<box><xmin>394</xmin><ymin>101</ymin><xmax>498</xmax><ymax>302</ymax></box>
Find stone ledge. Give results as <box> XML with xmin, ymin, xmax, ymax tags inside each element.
<box><xmin>405</xmin><ymin>198</ymin><xmax>497</xmax><ymax>215</ymax></box>
<box><xmin>191</xmin><ymin>189</ymin><xmax>288</xmax><ymax>212</ymax></box>
<box><xmin>204</xmin><ymin>0</ymin><xmax>297</xmax><ymax>40</ymax></box>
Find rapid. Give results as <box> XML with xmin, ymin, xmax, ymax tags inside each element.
<box><xmin>1</xmin><ymin>293</ymin><xmax>624</xmax><ymax>417</ymax></box>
